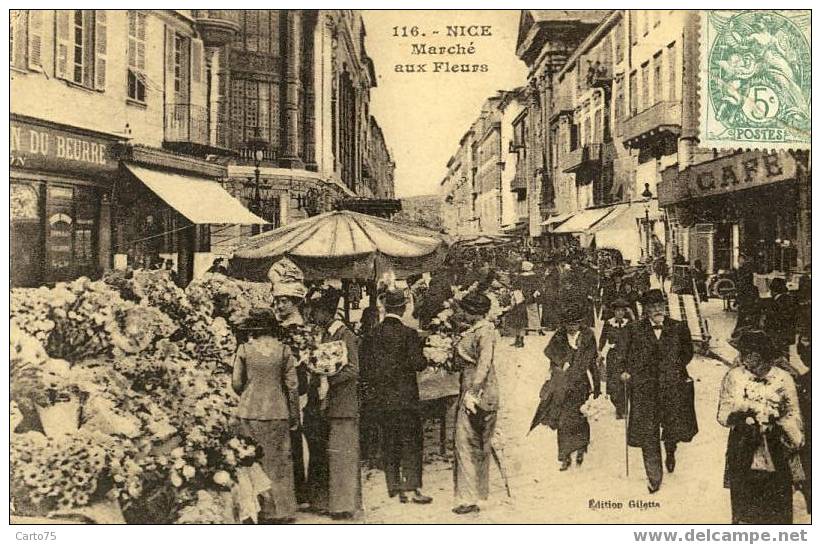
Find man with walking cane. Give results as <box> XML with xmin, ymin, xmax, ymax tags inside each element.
<box><xmin>621</xmin><ymin>289</ymin><xmax>697</xmax><ymax>493</ymax></box>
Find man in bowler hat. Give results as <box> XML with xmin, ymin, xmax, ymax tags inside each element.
<box><xmin>361</xmin><ymin>288</ymin><xmax>433</xmax><ymax>504</ymax></box>
<box><xmin>622</xmin><ymin>289</ymin><xmax>697</xmax><ymax>493</ymax></box>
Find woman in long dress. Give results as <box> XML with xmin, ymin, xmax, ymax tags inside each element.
<box><xmin>543</xmin><ymin>303</ymin><xmax>601</xmax><ymax>470</ymax></box>
<box><xmin>233</xmin><ymin>309</ymin><xmax>300</xmax><ymax>523</ymax></box>
<box><xmin>717</xmin><ymin>329</ymin><xmax>804</xmax><ymax>524</ymax></box>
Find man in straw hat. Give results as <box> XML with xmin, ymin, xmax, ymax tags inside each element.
<box><xmin>303</xmin><ymin>289</ymin><xmax>362</xmax><ymax>519</ymax></box>
<box><xmin>361</xmin><ymin>288</ymin><xmax>433</xmax><ymax>505</ymax></box>
<box><xmin>452</xmin><ymin>293</ymin><xmax>499</xmax><ymax>515</ymax></box>
<box><xmin>622</xmin><ymin>288</ymin><xmax>697</xmax><ymax>493</ymax></box>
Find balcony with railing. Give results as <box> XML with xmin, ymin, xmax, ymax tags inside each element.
<box><xmin>510</xmin><ymin>167</ymin><xmax>527</xmax><ymax>191</ymax></box>
<box><xmin>165</xmin><ymin>103</ymin><xmax>209</xmax><ymax>146</ymax></box>
<box><xmin>193</xmin><ymin>10</ymin><xmax>241</xmax><ymax>46</ymax></box>
<box><xmin>622</xmin><ymin>101</ymin><xmax>681</xmax><ymax>149</ymax></box>
<box><xmin>560</xmin><ymin>143</ymin><xmax>602</xmax><ymax>174</ymax></box>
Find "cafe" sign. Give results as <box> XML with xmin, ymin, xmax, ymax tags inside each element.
<box><xmin>684</xmin><ymin>151</ymin><xmax>797</xmax><ymax>200</ymax></box>
<box><xmin>10</xmin><ymin>118</ymin><xmax>120</xmax><ymax>177</ymax></box>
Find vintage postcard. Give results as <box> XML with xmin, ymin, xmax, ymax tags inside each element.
<box><xmin>8</xmin><ymin>7</ymin><xmax>812</xmax><ymax>530</ymax></box>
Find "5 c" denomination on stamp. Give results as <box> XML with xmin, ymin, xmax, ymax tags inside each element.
<box><xmin>699</xmin><ymin>10</ymin><xmax>810</xmax><ymax>150</ymax></box>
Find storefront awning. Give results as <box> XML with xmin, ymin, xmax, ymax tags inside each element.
<box><xmin>541</xmin><ymin>212</ymin><xmax>575</xmax><ymax>227</ymax></box>
<box><xmin>125</xmin><ymin>163</ymin><xmax>266</xmax><ymax>225</ymax></box>
<box><xmin>552</xmin><ymin>207</ymin><xmax>615</xmax><ymax>234</ymax></box>
<box><xmin>588</xmin><ymin>201</ymin><xmax>663</xmax><ymax>264</ymax></box>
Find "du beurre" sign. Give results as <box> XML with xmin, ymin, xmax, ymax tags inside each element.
<box><xmin>10</xmin><ymin>117</ymin><xmax>120</xmax><ymax>177</ymax></box>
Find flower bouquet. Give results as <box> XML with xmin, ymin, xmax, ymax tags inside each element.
<box><xmin>580</xmin><ymin>395</ymin><xmax>612</xmax><ymax>421</ymax></box>
<box><xmin>304</xmin><ymin>340</ymin><xmax>349</xmax><ymax>376</ymax></box>
<box><xmin>741</xmin><ymin>377</ymin><xmax>788</xmax><ymax>472</ymax></box>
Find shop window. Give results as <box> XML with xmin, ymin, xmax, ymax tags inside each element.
<box><xmin>55</xmin><ymin>10</ymin><xmax>105</xmax><ymax>90</ymax></box>
<box><xmin>127</xmin><ymin>11</ymin><xmax>147</xmax><ymax>103</ymax></box>
<box><xmin>46</xmin><ymin>185</ymin><xmax>99</xmax><ymax>282</ymax></box>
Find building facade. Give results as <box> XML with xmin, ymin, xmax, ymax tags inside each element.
<box><xmin>10</xmin><ymin>9</ymin><xmax>397</xmax><ymax>287</ymax></box>
<box><xmin>440</xmin><ymin>129</ymin><xmax>478</xmax><ymax>236</ymax></box>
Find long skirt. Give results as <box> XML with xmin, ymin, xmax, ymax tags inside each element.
<box><xmin>304</xmin><ymin>415</ymin><xmax>362</xmax><ymax>514</ymax></box>
<box><xmin>454</xmin><ymin>403</ymin><xmax>497</xmax><ymax>505</ymax></box>
<box><xmin>557</xmin><ymin>390</ymin><xmax>590</xmax><ymax>460</ymax></box>
<box><xmin>526</xmin><ymin>303</ymin><xmax>541</xmax><ymax>330</ymax></box>
<box><xmin>236</xmin><ymin>418</ymin><xmax>297</xmax><ymax>520</ymax></box>
<box><xmin>730</xmin><ymin>470</ymin><xmax>793</xmax><ymax>524</ymax></box>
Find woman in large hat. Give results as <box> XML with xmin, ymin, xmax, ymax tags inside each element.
<box><xmin>452</xmin><ymin>293</ymin><xmax>499</xmax><ymax>515</ymax></box>
<box><xmin>543</xmin><ymin>303</ymin><xmax>601</xmax><ymax>470</ymax></box>
<box><xmin>598</xmin><ymin>297</ymin><xmax>632</xmax><ymax>419</ymax></box>
<box><xmin>232</xmin><ymin>308</ymin><xmax>300</xmax><ymax>523</ymax></box>
<box><xmin>266</xmin><ymin>258</ymin><xmax>309</xmax><ymax>506</ymax></box>
<box><xmin>718</xmin><ymin>329</ymin><xmax>804</xmax><ymax>523</ymax></box>
<box><xmin>303</xmin><ymin>288</ymin><xmax>362</xmax><ymax>519</ymax></box>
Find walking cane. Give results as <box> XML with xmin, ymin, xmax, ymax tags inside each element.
<box><xmin>624</xmin><ymin>380</ymin><xmax>630</xmax><ymax>478</ymax></box>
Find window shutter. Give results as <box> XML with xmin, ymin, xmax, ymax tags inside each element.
<box><xmin>136</xmin><ymin>13</ymin><xmax>146</xmax><ymax>70</ymax></box>
<box><xmin>165</xmin><ymin>26</ymin><xmax>175</xmax><ymax>104</ymax></box>
<box><xmin>27</xmin><ymin>10</ymin><xmax>43</xmax><ymax>70</ymax></box>
<box><xmin>191</xmin><ymin>39</ymin><xmax>202</xmax><ymax>83</ymax></box>
<box><xmin>94</xmin><ymin>10</ymin><xmax>107</xmax><ymax>90</ymax></box>
<box><xmin>54</xmin><ymin>10</ymin><xmax>72</xmax><ymax>79</ymax></box>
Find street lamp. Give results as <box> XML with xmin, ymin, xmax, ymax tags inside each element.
<box><xmin>641</xmin><ymin>182</ymin><xmax>653</xmax><ymax>261</ymax></box>
<box><xmin>246</xmin><ymin>128</ymin><xmax>268</xmax><ymax>235</ymax></box>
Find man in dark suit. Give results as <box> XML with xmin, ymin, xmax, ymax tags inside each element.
<box><xmin>362</xmin><ymin>288</ymin><xmax>433</xmax><ymax>504</ymax></box>
<box><xmin>622</xmin><ymin>289</ymin><xmax>697</xmax><ymax>493</ymax></box>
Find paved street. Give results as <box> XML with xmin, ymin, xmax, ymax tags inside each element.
<box><xmin>296</xmin><ymin>299</ymin><xmax>811</xmax><ymax>524</ymax></box>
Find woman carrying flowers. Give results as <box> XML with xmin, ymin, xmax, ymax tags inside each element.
<box><xmin>717</xmin><ymin>329</ymin><xmax>804</xmax><ymax>524</ymax></box>
<box><xmin>232</xmin><ymin>308</ymin><xmax>300</xmax><ymax>523</ymax></box>
<box><xmin>303</xmin><ymin>289</ymin><xmax>362</xmax><ymax>519</ymax></box>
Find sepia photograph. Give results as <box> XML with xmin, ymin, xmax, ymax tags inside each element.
<box><xmin>7</xmin><ymin>6</ymin><xmax>813</xmax><ymax>530</ymax></box>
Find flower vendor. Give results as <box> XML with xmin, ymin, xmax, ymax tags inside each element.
<box><xmin>303</xmin><ymin>289</ymin><xmax>362</xmax><ymax>519</ymax></box>
<box><xmin>232</xmin><ymin>308</ymin><xmax>300</xmax><ymax>523</ymax></box>
<box><xmin>452</xmin><ymin>292</ymin><xmax>498</xmax><ymax>515</ymax></box>
<box><xmin>542</xmin><ymin>303</ymin><xmax>601</xmax><ymax>471</ymax></box>
<box><xmin>717</xmin><ymin>329</ymin><xmax>804</xmax><ymax>524</ymax></box>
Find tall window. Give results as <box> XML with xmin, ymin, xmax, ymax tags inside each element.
<box><xmin>55</xmin><ymin>10</ymin><xmax>105</xmax><ymax>90</ymax></box>
<box><xmin>614</xmin><ymin>20</ymin><xmax>624</xmax><ymax>64</ymax></box>
<box><xmin>235</xmin><ymin>10</ymin><xmax>281</xmax><ymax>55</ymax></box>
<box><xmin>667</xmin><ymin>41</ymin><xmax>678</xmax><ymax>101</ymax></box>
<box><xmin>230</xmin><ymin>78</ymin><xmax>280</xmax><ymax>153</ymax></box>
<box><xmin>593</xmin><ymin>110</ymin><xmax>602</xmax><ymax>144</ymax></box>
<box><xmin>630</xmin><ymin>10</ymin><xmax>638</xmax><ymax>45</ymax></box>
<box><xmin>72</xmin><ymin>10</ymin><xmax>85</xmax><ymax>84</ymax></box>
<box><xmin>629</xmin><ymin>70</ymin><xmax>638</xmax><ymax>116</ymax></box>
<box><xmin>127</xmin><ymin>11</ymin><xmax>147</xmax><ymax>102</ymax></box>
<box><xmin>653</xmin><ymin>51</ymin><xmax>663</xmax><ymax>104</ymax></box>
<box><xmin>640</xmin><ymin>62</ymin><xmax>650</xmax><ymax>111</ymax></box>
<box><xmin>642</xmin><ymin>10</ymin><xmax>649</xmax><ymax>35</ymax></box>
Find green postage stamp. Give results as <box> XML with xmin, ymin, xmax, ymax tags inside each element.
<box><xmin>700</xmin><ymin>10</ymin><xmax>811</xmax><ymax>150</ymax></box>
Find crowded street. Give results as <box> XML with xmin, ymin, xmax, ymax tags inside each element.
<box><xmin>296</xmin><ymin>299</ymin><xmax>809</xmax><ymax>524</ymax></box>
<box><xmin>10</xmin><ymin>8</ymin><xmax>812</xmax><ymax>529</ymax></box>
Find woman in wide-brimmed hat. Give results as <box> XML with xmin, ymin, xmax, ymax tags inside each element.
<box><xmin>542</xmin><ymin>303</ymin><xmax>601</xmax><ymax>470</ymax></box>
<box><xmin>232</xmin><ymin>308</ymin><xmax>300</xmax><ymax>523</ymax></box>
<box><xmin>717</xmin><ymin>329</ymin><xmax>804</xmax><ymax>524</ymax></box>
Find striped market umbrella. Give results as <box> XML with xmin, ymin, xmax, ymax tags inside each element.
<box><xmin>229</xmin><ymin>210</ymin><xmax>448</xmax><ymax>281</ymax></box>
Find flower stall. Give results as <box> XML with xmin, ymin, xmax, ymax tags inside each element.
<box><xmin>9</xmin><ymin>271</ymin><xmax>281</xmax><ymax>524</ymax></box>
